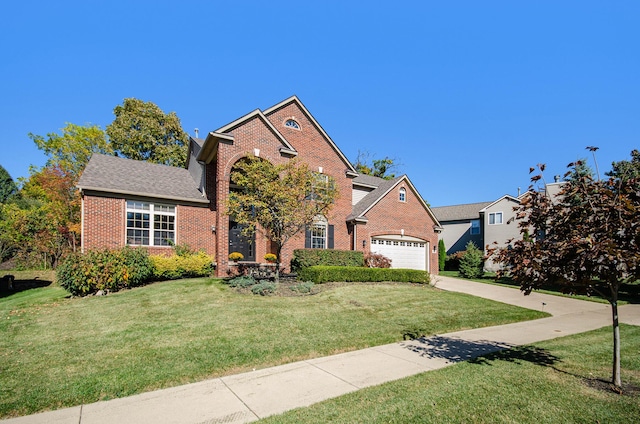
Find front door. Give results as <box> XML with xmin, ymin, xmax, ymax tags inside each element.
<box><xmin>229</xmin><ymin>221</ymin><xmax>255</xmax><ymax>261</ymax></box>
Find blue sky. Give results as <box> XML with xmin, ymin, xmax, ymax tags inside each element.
<box><xmin>1</xmin><ymin>1</ymin><xmax>638</xmax><ymax>206</ymax></box>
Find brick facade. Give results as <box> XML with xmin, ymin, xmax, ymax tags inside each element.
<box><xmin>353</xmin><ymin>183</ymin><xmax>440</xmax><ymax>273</ymax></box>
<box><xmin>79</xmin><ymin>96</ymin><xmax>440</xmax><ymax>277</ymax></box>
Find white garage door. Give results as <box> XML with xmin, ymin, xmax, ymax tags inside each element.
<box><xmin>371</xmin><ymin>237</ymin><xmax>428</xmax><ymax>271</ymax></box>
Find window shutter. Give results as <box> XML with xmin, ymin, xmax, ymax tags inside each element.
<box><xmin>305</xmin><ymin>226</ymin><xmax>311</xmax><ymax>248</ymax></box>
<box><xmin>328</xmin><ymin>225</ymin><xmax>334</xmax><ymax>249</ymax></box>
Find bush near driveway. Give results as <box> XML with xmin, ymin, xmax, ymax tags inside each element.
<box><xmin>291</xmin><ymin>249</ymin><xmax>364</xmax><ymax>272</ymax></box>
<box><xmin>299</xmin><ymin>265</ymin><xmax>429</xmax><ymax>284</ymax></box>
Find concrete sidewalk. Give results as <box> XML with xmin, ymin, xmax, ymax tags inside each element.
<box><xmin>3</xmin><ymin>276</ymin><xmax>639</xmax><ymax>424</ymax></box>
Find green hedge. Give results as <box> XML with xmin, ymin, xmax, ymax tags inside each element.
<box><xmin>150</xmin><ymin>251</ymin><xmax>214</xmax><ymax>280</ymax></box>
<box><xmin>57</xmin><ymin>247</ymin><xmax>153</xmax><ymax>296</ymax></box>
<box><xmin>298</xmin><ymin>266</ymin><xmax>430</xmax><ymax>284</ymax></box>
<box><xmin>290</xmin><ymin>249</ymin><xmax>364</xmax><ymax>272</ymax></box>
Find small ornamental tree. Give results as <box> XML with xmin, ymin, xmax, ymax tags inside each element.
<box><xmin>458</xmin><ymin>241</ymin><xmax>484</xmax><ymax>279</ymax></box>
<box><xmin>226</xmin><ymin>157</ymin><xmax>338</xmax><ymax>282</ymax></box>
<box><xmin>490</xmin><ymin>151</ymin><xmax>640</xmax><ymax>389</ymax></box>
<box><xmin>438</xmin><ymin>239</ymin><xmax>446</xmax><ymax>271</ymax></box>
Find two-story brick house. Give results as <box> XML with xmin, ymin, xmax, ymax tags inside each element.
<box><xmin>78</xmin><ymin>96</ymin><xmax>441</xmax><ymax>276</ymax></box>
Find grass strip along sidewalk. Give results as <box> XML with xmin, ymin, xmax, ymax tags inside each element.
<box><xmin>262</xmin><ymin>325</ymin><xmax>640</xmax><ymax>423</ymax></box>
<box><xmin>0</xmin><ymin>278</ymin><xmax>546</xmax><ymax>418</ymax></box>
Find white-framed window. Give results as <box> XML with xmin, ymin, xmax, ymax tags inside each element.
<box><xmin>284</xmin><ymin>119</ymin><xmax>300</xmax><ymax>129</ymax></box>
<box><xmin>470</xmin><ymin>219</ymin><xmax>480</xmax><ymax>235</ymax></box>
<box><xmin>399</xmin><ymin>187</ymin><xmax>406</xmax><ymax>202</ymax></box>
<box><xmin>310</xmin><ymin>216</ymin><xmax>327</xmax><ymax>249</ymax></box>
<box><xmin>489</xmin><ymin>212</ymin><xmax>503</xmax><ymax>225</ymax></box>
<box><xmin>126</xmin><ymin>201</ymin><xmax>176</xmax><ymax>246</ymax></box>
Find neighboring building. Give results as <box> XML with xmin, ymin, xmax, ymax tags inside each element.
<box><xmin>432</xmin><ymin>195</ymin><xmax>521</xmax><ymax>271</ymax></box>
<box><xmin>78</xmin><ymin>96</ymin><xmax>442</xmax><ymax>276</ymax></box>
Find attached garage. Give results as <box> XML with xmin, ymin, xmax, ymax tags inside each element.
<box><xmin>370</xmin><ymin>236</ymin><xmax>429</xmax><ymax>271</ymax></box>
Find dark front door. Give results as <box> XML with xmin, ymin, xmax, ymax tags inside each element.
<box><xmin>229</xmin><ymin>220</ymin><xmax>255</xmax><ymax>261</ymax></box>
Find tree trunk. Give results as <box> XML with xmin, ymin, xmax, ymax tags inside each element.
<box><xmin>274</xmin><ymin>244</ymin><xmax>282</xmax><ymax>283</ymax></box>
<box><xmin>610</xmin><ymin>285</ymin><xmax>622</xmax><ymax>388</ymax></box>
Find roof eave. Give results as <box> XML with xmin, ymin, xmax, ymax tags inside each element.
<box><xmin>78</xmin><ymin>186</ymin><xmax>210</xmax><ymax>205</ymax></box>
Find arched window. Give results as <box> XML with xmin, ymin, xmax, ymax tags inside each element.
<box><xmin>399</xmin><ymin>187</ymin><xmax>406</xmax><ymax>202</ymax></box>
<box><xmin>284</xmin><ymin>119</ymin><xmax>300</xmax><ymax>129</ymax></box>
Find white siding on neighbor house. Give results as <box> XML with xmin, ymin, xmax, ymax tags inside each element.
<box><xmin>482</xmin><ymin>197</ymin><xmax>521</xmax><ymax>271</ymax></box>
<box><xmin>352</xmin><ymin>187</ymin><xmax>374</xmax><ymax>205</ymax></box>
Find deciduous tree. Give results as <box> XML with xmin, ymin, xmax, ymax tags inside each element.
<box><xmin>226</xmin><ymin>157</ymin><xmax>338</xmax><ymax>281</ymax></box>
<box><xmin>106</xmin><ymin>98</ymin><xmax>188</xmax><ymax>167</ymax></box>
<box><xmin>28</xmin><ymin>123</ymin><xmax>110</xmax><ymax>177</ymax></box>
<box><xmin>491</xmin><ymin>150</ymin><xmax>640</xmax><ymax>389</ymax></box>
<box><xmin>353</xmin><ymin>150</ymin><xmax>400</xmax><ymax>180</ymax></box>
<box><xmin>0</xmin><ymin>164</ymin><xmax>17</xmax><ymax>203</ymax></box>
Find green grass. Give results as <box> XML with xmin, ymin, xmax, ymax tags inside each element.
<box><xmin>439</xmin><ymin>270</ymin><xmax>640</xmax><ymax>305</ymax></box>
<box><xmin>0</xmin><ymin>279</ymin><xmax>547</xmax><ymax>418</ymax></box>
<box><xmin>261</xmin><ymin>325</ymin><xmax>640</xmax><ymax>423</ymax></box>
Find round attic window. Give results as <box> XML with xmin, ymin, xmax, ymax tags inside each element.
<box><xmin>284</xmin><ymin>119</ymin><xmax>300</xmax><ymax>129</ymax></box>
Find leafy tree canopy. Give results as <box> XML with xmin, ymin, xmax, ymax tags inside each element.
<box><xmin>607</xmin><ymin>149</ymin><xmax>640</xmax><ymax>181</ymax></box>
<box><xmin>106</xmin><ymin>98</ymin><xmax>188</xmax><ymax>168</ymax></box>
<box><xmin>353</xmin><ymin>150</ymin><xmax>400</xmax><ymax>180</ymax></box>
<box><xmin>226</xmin><ymin>157</ymin><xmax>338</xmax><ymax>281</ymax></box>
<box><xmin>491</xmin><ymin>148</ymin><xmax>640</xmax><ymax>388</ymax></box>
<box><xmin>29</xmin><ymin>123</ymin><xmax>110</xmax><ymax>178</ymax></box>
<box><xmin>0</xmin><ymin>164</ymin><xmax>17</xmax><ymax>203</ymax></box>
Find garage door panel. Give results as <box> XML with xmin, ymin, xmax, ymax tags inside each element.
<box><xmin>371</xmin><ymin>238</ymin><xmax>427</xmax><ymax>271</ymax></box>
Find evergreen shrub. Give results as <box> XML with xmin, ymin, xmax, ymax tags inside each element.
<box><xmin>298</xmin><ymin>266</ymin><xmax>429</xmax><ymax>284</ymax></box>
<box><xmin>290</xmin><ymin>249</ymin><xmax>364</xmax><ymax>272</ymax></box>
<box><xmin>458</xmin><ymin>242</ymin><xmax>485</xmax><ymax>279</ymax></box>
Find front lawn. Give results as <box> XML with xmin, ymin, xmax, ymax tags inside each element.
<box><xmin>0</xmin><ymin>278</ymin><xmax>547</xmax><ymax>418</ymax></box>
<box><xmin>262</xmin><ymin>324</ymin><xmax>640</xmax><ymax>423</ymax></box>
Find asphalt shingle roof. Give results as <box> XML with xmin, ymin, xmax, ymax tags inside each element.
<box><xmin>77</xmin><ymin>154</ymin><xmax>208</xmax><ymax>203</ymax></box>
<box><xmin>431</xmin><ymin>201</ymin><xmax>492</xmax><ymax>222</ymax></box>
<box><xmin>348</xmin><ymin>176</ymin><xmax>404</xmax><ymax>221</ymax></box>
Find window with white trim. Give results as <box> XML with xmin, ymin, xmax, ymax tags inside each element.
<box><xmin>489</xmin><ymin>212</ymin><xmax>503</xmax><ymax>225</ymax></box>
<box><xmin>310</xmin><ymin>216</ymin><xmax>327</xmax><ymax>249</ymax></box>
<box><xmin>470</xmin><ymin>219</ymin><xmax>480</xmax><ymax>235</ymax></box>
<box><xmin>284</xmin><ymin>119</ymin><xmax>300</xmax><ymax>129</ymax></box>
<box><xmin>126</xmin><ymin>201</ymin><xmax>175</xmax><ymax>246</ymax></box>
<box><xmin>399</xmin><ymin>187</ymin><xmax>406</xmax><ymax>202</ymax></box>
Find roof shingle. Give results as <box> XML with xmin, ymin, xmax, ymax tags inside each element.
<box><xmin>77</xmin><ymin>154</ymin><xmax>208</xmax><ymax>204</ymax></box>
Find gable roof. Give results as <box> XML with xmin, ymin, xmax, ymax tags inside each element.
<box><xmin>263</xmin><ymin>95</ymin><xmax>358</xmax><ymax>175</ymax></box>
<box><xmin>348</xmin><ymin>175</ymin><xmax>440</xmax><ymax>226</ymax></box>
<box><xmin>77</xmin><ymin>154</ymin><xmax>209</xmax><ymax>204</ymax></box>
<box><xmin>431</xmin><ymin>201</ymin><xmax>492</xmax><ymax>222</ymax></box>
<box><xmin>478</xmin><ymin>194</ymin><xmax>521</xmax><ymax>212</ymax></box>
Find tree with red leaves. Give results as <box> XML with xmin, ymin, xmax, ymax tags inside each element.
<box><xmin>491</xmin><ymin>149</ymin><xmax>640</xmax><ymax>389</ymax></box>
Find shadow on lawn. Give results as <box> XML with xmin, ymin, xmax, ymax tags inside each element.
<box><xmin>0</xmin><ymin>276</ymin><xmax>53</xmax><ymax>298</ymax></box>
<box><xmin>400</xmin><ymin>335</ymin><xmax>561</xmax><ymax>368</ymax></box>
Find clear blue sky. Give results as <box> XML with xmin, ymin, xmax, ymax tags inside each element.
<box><xmin>1</xmin><ymin>1</ymin><xmax>638</xmax><ymax>206</ymax></box>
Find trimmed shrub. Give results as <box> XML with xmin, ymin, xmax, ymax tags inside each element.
<box><xmin>458</xmin><ymin>242</ymin><xmax>485</xmax><ymax>279</ymax></box>
<box><xmin>57</xmin><ymin>247</ymin><xmax>152</xmax><ymax>296</ymax></box>
<box><xmin>298</xmin><ymin>266</ymin><xmax>429</xmax><ymax>284</ymax></box>
<box><xmin>364</xmin><ymin>252</ymin><xmax>391</xmax><ymax>268</ymax></box>
<box><xmin>251</xmin><ymin>280</ymin><xmax>276</xmax><ymax>296</ymax></box>
<box><xmin>150</xmin><ymin>251</ymin><xmax>214</xmax><ymax>280</ymax></box>
<box><xmin>290</xmin><ymin>249</ymin><xmax>364</xmax><ymax>272</ymax></box>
